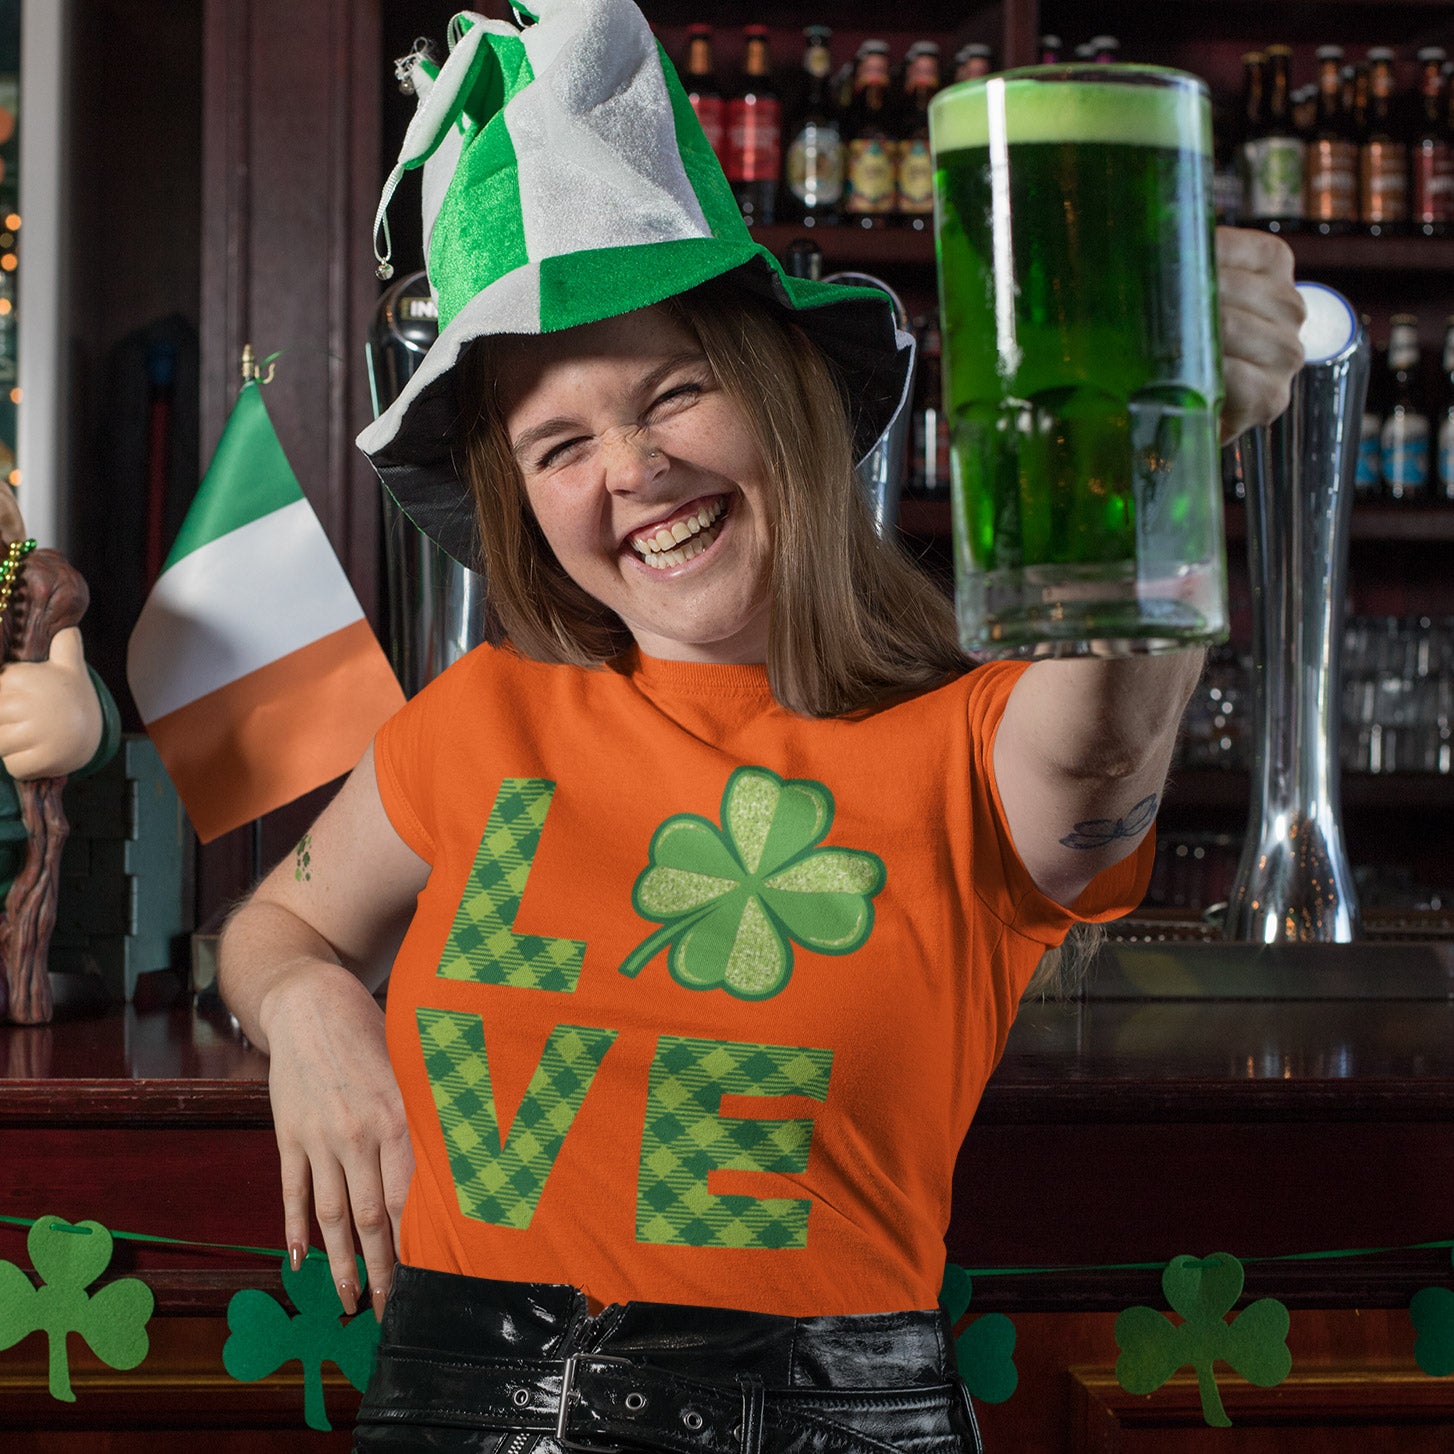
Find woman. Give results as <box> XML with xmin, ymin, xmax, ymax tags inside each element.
<box><xmin>219</xmin><ymin>3</ymin><xmax>1305</xmax><ymax>1449</ymax></box>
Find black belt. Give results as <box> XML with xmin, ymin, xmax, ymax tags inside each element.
<box><xmin>366</xmin><ymin>1348</ymin><xmax>970</xmax><ymax>1454</ymax></box>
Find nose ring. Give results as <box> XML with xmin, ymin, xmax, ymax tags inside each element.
<box><xmin>646</xmin><ymin>447</ymin><xmax>660</xmax><ymax>460</ymax></box>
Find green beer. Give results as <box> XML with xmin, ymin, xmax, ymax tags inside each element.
<box><xmin>930</xmin><ymin>68</ymin><xmax>1227</xmax><ymax>653</ymax></box>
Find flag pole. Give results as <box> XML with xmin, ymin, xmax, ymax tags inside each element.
<box><xmin>241</xmin><ymin>344</ymin><xmax>265</xmax><ymax>885</ymax></box>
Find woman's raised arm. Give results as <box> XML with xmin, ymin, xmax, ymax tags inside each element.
<box><xmin>218</xmin><ymin>745</ymin><xmax>429</xmax><ymax>1320</ymax></box>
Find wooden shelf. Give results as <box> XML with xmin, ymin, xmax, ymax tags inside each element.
<box><xmin>899</xmin><ymin>499</ymin><xmax>1454</xmax><ymax>542</ymax></box>
<box><xmin>752</xmin><ymin>224</ymin><xmax>1454</xmax><ymax>277</ymax></box>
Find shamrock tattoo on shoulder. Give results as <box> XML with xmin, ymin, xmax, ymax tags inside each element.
<box><xmin>619</xmin><ymin>766</ymin><xmax>885</xmax><ymax>1000</ymax></box>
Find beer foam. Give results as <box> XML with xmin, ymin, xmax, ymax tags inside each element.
<box><xmin>930</xmin><ymin>68</ymin><xmax>1211</xmax><ymax>156</ymax></box>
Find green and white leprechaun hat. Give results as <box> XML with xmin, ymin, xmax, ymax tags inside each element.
<box><xmin>356</xmin><ymin>0</ymin><xmax>915</xmax><ymax>570</ymax></box>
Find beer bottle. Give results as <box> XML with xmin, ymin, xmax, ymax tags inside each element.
<box><xmin>1212</xmin><ymin>93</ymin><xmax>1244</xmax><ymax>226</ymax></box>
<box><xmin>842</xmin><ymin>41</ymin><xmax>896</xmax><ymax>228</ymax></box>
<box><xmin>1038</xmin><ymin>35</ymin><xmax>1062</xmax><ymax>66</ymax></box>
<box><xmin>1307</xmin><ymin>45</ymin><xmax>1358</xmax><ymax>235</ymax></box>
<box><xmin>896</xmin><ymin>41</ymin><xmax>940</xmax><ymax>230</ymax></box>
<box><xmin>1246</xmin><ymin>45</ymin><xmax>1305</xmax><ymax>232</ymax></box>
<box><xmin>1437</xmin><ymin>318</ymin><xmax>1454</xmax><ymax>500</ymax></box>
<box><xmin>682</xmin><ymin>24</ymin><xmax>724</xmax><ymax>162</ymax></box>
<box><xmin>725</xmin><ymin>25</ymin><xmax>782</xmax><ymax>228</ymax></box>
<box><xmin>1293</xmin><ymin>85</ymin><xmax>1319</xmax><ymax>138</ymax></box>
<box><xmin>1360</xmin><ymin>47</ymin><xmax>1410</xmax><ymax>235</ymax></box>
<box><xmin>1413</xmin><ymin>46</ymin><xmax>1453</xmax><ymax>237</ymax></box>
<box><xmin>1356</xmin><ymin>320</ymin><xmax>1384</xmax><ymax>498</ymax></box>
<box><xmin>783</xmin><ymin>26</ymin><xmax>844</xmax><ymax>228</ymax></box>
<box><xmin>1237</xmin><ymin>53</ymin><xmax>1266</xmax><ymax>221</ymax></box>
<box><xmin>1381</xmin><ymin>315</ymin><xmax>1430</xmax><ymax>499</ymax></box>
<box><xmin>953</xmin><ymin>43</ymin><xmax>993</xmax><ymax>83</ymax></box>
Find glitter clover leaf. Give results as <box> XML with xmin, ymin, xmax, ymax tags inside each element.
<box><xmin>1115</xmin><ymin>1252</ymin><xmax>1291</xmax><ymax>1428</ymax></box>
<box><xmin>223</xmin><ymin>1252</ymin><xmax>380</xmax><ymax>1432</ymax></box>
<box><xmin>0</xmin><ymin>1217</ymin><xmax>153</xmax><ymax>1402</ymax></box>
<box><xmin>1410</xmin><ymin>1248</ymin><xmax>1454</xmax><ymax>1377</ymax></box>
<box><xmin>940</xmin><ymin>1263</ymin><xmax>1017</xmax><ymax>1405</ymax></box>
<box><xmin>619</xmin><ymin>766</ymin><xmax>885</xmax><ymax>1000</ymax></box>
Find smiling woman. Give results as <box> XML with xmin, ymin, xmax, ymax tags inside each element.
<box><xmin>214</xmin><ymin>1</ymin><xmax>1308</xmax><ymax>1449</ymax></box>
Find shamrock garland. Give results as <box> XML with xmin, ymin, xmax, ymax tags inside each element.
<box><xmin>940</xmin><ymin>1262</ymin><xmax>1017</xmax><ymax>1404</ymax></box>
<box><xmin>224</xmin><ymin>1252</ymin><xmax>381</xmax><ymax>1432</ymax></box>
<box><xmin>1411</xmin><ymin>1248</ymin><xmax>1454</xmax><ymax>1376</ymax></box>
<box><xmin>1114</xmin><ymin>1252</ymin><xmax>1292</xmax><ymax>1427</ymax></box>
<box><xmin>620</xmin><ymin>766</ymin><xmax>886</xmax><ymax>999</ymax></box>
<box><xmin>0</xmin><ymin>1217</ymin><xmax>153</xmax><ymax>1401</ymax></box>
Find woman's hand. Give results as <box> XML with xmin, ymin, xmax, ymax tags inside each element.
<box><xmin>259</xmin><ymin>955</ymin><xmax>415</xmax><ymax>1321</ymax></box>
<box><xmin>1216</xmin><ymin>226</ymin><xmax>1307</xmax><ymax>443</ymax></box>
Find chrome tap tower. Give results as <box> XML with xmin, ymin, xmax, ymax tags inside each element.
<box><xmin>1225</xmin><ymin>283</ymin><xmax>1369</xmax><ymax>943</ymax></box>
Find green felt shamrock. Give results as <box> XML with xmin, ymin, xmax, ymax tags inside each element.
<box><xmin>1115</xmin><ymin>1252</ymin><xmax>1291</xmax><ymax>1428</ymax></box>
<box><xmin>223</xmin><ymin>1253</ymin><xmax>380</xmax><ymax>1432</ymax></box>
<box><xmin>619</xmin><ymin>766</ymin><xmax>885</xmax><ymax>999</ymax></box>
<box><xmin>1410</xmin><ymin>1248</ymin><xmax>1454</xmax><ymax>1376</ymax></box>
<box><xmin>939</xmin><ymin>1263</ymin><xmax>1017</xmax><ymax>1405</ymax></box>
<box><xmin>0</xmin><ymin>1217</ymin><xmax>153</xmax><ymax>1402</ymax></box>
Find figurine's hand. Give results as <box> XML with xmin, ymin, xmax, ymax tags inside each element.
<box><xmin>0</xmin><ymin>628</ymin><xmax>103</xmax><ymax>781</ymax></box>
<box><xmin>1216</xmin><ymin>226</ymin><xmax>1307</xmax><ymax>443</ymax></box>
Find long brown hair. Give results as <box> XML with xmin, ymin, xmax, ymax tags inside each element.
<box><xmin>457</xmin><ymin>279</ymin><xmax>971</xmax><ymax>716</ymax></box>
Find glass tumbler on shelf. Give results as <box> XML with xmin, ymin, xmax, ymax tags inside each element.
<box><xmin>929</xmin><ymin>66</ymin><xmax>1228</xmax><ymax>655</ymax></box>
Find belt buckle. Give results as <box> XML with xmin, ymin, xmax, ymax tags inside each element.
<box><xmin>555</xmin><ymin>1352</ymin><xmax>628</xmax><ymax>1453</ymax></box>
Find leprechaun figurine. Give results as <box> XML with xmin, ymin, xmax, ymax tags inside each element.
<box><xmin>0</xmin><ymin>485</ymin><xmax>120</xmax><ymax>1023</ymax></box>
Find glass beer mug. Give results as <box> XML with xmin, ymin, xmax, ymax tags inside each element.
<box><xmin>929</xmin><ymin>66</ymin><xmax>1227</xmax><ymax>655</ymax></box>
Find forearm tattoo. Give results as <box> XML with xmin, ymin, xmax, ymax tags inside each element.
<box><xmin>1059</xmin><ymin>793</ymin><xmax>1158</xmax><ymax>851</ymax></box>
<box><xmin>294</xmin><ymin>833</ymin><xmax>313</xmax><ymax>883</ymax></box>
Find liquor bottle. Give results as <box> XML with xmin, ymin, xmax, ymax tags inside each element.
<box><xmin>725</xmin><ymin>25</ymin><xmax>782</xmax><ymax>228</ymax></box>
<box><xmin>1306</xmin><ymin>45</ymin><xmax>1358</xmax><ymax>235</ymax></box>
<box><xmin>842</xmin><ymin>41</ymin><xmax>897</xmax><ymax>227</ymax></box>
<box><xmin>1360</xmin><ymin>47</ymin><xmax>1410</xmax><ymax>235</ymax></box>
<box><xmin>895</xmin><ymin>41</ymin><xmax>940</xmax><ymax>230</ymax></box>
<box><xmin>953</xmin><ymin>43</ymin><xmax>993</xmax><ymax>83</ymax></box>
<box><xmin>1381</xmin><ymin>315</ymin><xmax>1430</xmax><ymax>499</ymax></box>
<box><xmin>682</xmin><ymin>24</ymin><xmax>724</xmax><ymax>162</ymax></box>
<box><xmin>1413</xmin><ymin>46</ymin><xmax>1453</xmax><ymax>236</ymax></box>
<box><xmin>783</xmin><ymin>237</ymin><xmax>824</xmax><ymax>281</ymax></box>
<box><xmin>1246</xmin><ymin>45</ymin><xmax>1305</xmax><ymax>232</ymax></box>
<box><xmin>1236</xmin><ymin>52</ymin><xmax>1266</xmax><ymax>219</ymax></box>
<box><xmin>1437</xmin><ymin>318</ymin><xmax>1454</xmax><ymax>500</ymax></box>
<box><xmin>783</xmin><ymin>26</ymin><xmax>844</xmax><ymax>227</ymax></box>
<box><xmin>1038</xmin><ymin>35</ymin><xmax>1062</xmax><ymax>66</ymax></box>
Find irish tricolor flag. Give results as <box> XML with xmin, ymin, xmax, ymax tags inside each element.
<box><xmin>128</xmin><ymin>379</ymin><xmax>405</xmax><ymax>843</ymax></box>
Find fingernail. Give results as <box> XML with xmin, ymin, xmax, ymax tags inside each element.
<box><xmin>288</xmin><ymin>1242</ymin><xmax>303</xmax><ymax>1273</ymax></box>
<box><xmin>372</xmin><ymin>1284</ymin><xmax>388</xmax><ymax>1323</ymax></box>
<box><xmin>338</xmin><ymin>1279</ymin><xmax>359</xmax><ymax>1316</ymax></box>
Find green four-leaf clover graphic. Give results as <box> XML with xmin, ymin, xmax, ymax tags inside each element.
<box><xmin>619</xmin><ymin>767</ymin><xmax>885</xmax><ymax>999</ymax></box>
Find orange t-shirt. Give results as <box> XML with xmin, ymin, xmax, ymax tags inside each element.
<box><xmin>373</xmin><ymin>644</ymin><xmax>1151</xmax><ymax>1316</ymax></box>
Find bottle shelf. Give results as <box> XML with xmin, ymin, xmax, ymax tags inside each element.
<box><xmin>752</xmin><ymin>223</ymin><xmax>1454</xmax><ymax>276</ymax></box>
<box><xmin>898</xmin><ymin>500</ymin><xmax>1454</xmax><ymax>542</ymax></box>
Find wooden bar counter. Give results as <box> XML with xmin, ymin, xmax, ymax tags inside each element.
<box><xmin>4</xmin><ymin>940</ymin><xmax>1454</xmax><ymax>1451</ymax></box>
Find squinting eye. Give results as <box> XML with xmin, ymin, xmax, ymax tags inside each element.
<box><xmin>535</xmin><ymin>437</ymin><xmax>588</xmax><ymax>470</ymax></box>
<box><xmin>649</xmin><ymin>383</ymin><xmax>702</xmax><ymax>414</ymax></box>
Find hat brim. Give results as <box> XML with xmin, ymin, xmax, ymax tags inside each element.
<box><xmin>358</xmin><ymin>242</ymin><xmax>914</xmax><ymax>571</ymax></box>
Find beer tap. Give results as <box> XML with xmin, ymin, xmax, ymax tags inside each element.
<box><xmin>1224</xmin><ymin>283</ymin><xmax>1369</xmax><ymax>943</ymax></box>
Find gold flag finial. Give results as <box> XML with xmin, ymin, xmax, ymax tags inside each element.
<box><xmin>240</xmin><ymin>344</ymin><xmax>275</xmax><ymax>386</ymax></box>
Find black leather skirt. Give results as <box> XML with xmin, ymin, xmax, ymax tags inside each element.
<box><xmin>354</xmin><ymin>1265</ymin><xmax>983</xmax><ymax>1454</ymax></box>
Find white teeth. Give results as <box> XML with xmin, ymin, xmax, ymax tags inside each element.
<box><xmin>629</xmin><ymin>497</ymin><xmax>728</xmax><ymax>561</ymax></box>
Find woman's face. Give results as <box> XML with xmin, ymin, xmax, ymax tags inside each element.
<box><xmin>497</xmin><ymin>308</ymin><xmax>774</xmax><ymax>664</ymax></box>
